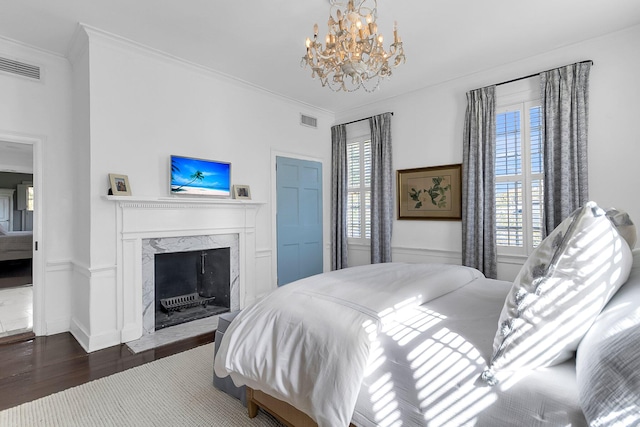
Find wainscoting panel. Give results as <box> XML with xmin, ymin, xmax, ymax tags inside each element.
<box><xmin>392</xmin><ymin>246</ymin><xmax>462</xmax><ymax>265</ymax></box>
<box><xmin>42</xmin><ymin>260</ymin><xmax>74</xmax><ymax>335</ymax></box>
<box><xmin>348</xmin><ymin>244</ymin><xmax>462</xmax><ymax>267</ymax></box>
<box><xmin>254</xmin><ymin>248</ymin><xmax>273</xmax><ymax>300</ymax></box>
<box><xmin>348</xmin><ymin>243</ymin><xmax>525</xmax><ymax>282</ymax></box>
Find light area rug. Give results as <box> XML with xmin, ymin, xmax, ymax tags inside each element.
<box><xmin>0</xmin><ymin>344</ymin><xmax>283</xmax><ymax>427</ymax></box>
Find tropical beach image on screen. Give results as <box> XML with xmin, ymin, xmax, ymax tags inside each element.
<box><xmin>171</xmin><ymin>155</ymin><xmax>231</xmax><ymax>197</ymax></box>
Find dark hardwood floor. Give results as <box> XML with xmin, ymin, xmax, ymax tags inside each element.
<box><xmin>0</xmin><ymin>331</ymin><xmax>215</xmax><ymax>411</ymax></box>
<box><xmin>0</xmin><ymin>259</ymin><xmax>32</xmax><ymax>289</ymax></box>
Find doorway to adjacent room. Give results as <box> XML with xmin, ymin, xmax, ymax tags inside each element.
<box><xmin>0</xmin><ymin>138</ymin><xmax>36</xmax><ymax>340</ymax></box>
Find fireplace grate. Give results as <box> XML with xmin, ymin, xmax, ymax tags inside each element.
<box><xmin>160</xmin><ymin>293</ymin><xmax>216</xmax><ymax>313</ymax></box>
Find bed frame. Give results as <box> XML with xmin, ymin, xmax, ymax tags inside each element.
<box><xmin>0</xmin><ymin>231</ymin><xmax>33</xmax><ymax>261</ymax></box>
<box><xmin>247</xmin><ymin>387</ymin><xmax>355</xmax><ymax>427</ymax></box>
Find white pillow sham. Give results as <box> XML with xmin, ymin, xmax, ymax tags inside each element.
<box><xmin>576</xmin><ymin>248</ymin><xmax>640</xmax><ymax>427</ymax></box>
<box><xmin>483</xmin><ymin>202</ymin><xmax>633</xmax><ymax>385</ymax></box>
<box><xmin>605</xmin><ymin>207</ymin><xmax>637</xmax><ymax>249</ymax></box>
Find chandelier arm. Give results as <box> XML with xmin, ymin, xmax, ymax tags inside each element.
<box><xmin>302</xmin><ymin>0</ymin><xmax>402</xmax><ymax>92</ymax></box>
<box><xmin>315</xmin><ymin>50</ymin><xmax>338</xmax><ymax>61</ymax></box>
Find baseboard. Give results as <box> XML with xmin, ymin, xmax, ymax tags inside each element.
<box><xmin>121</xmin><ymin>323</ymin><xmax>142</xmax><ymax>344</ymax></box>
<box><xmin>45</xmin><ymin>317</ymin><xmax>71</xmax><ymax>335</ymax></box>
<box><xmin>69</xmin><ymin>317</ymin><xmax>121</xmax><ymax>353</ymax></box>
<box><xmin>69</xmin><ymin>316</ymin><xmax>90</xmax><ymax>352</ymax></box>
<box><xmin>85</xmin><ymin>329</ymin><xmax>121</xmax><ymax>353</ymax></box>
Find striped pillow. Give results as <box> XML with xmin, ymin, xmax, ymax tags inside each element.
<box><xmin>483</xmin><ymin>202</ymin><xmax>633</xmax><ymax>385</ymax></box>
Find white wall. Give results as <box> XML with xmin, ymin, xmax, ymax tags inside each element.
<box><xmin>0</xmin><ymin>37</ymin><xmax>75</xmax><ymax>335</ymax></box>
<box><xmin>68</xmin><ymin>27</ymin><xmax>334</xmax><ymax>351</ymax></box>
<box><xmin>337</xmin><ymin>25</ymin><xmax>640</xmax><ymax>281</ymax></box>
<box><xmin>2</xmin><ymin>22</ymin><xmax>637</xmax><ymax>350</ymax></box>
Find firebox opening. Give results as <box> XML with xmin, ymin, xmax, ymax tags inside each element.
<box><xmin>154</xmin><ymin>247</ymin><xmax>231</xmax><ymax>330</ymax></box>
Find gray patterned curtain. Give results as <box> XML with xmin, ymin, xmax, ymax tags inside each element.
<box><xmin>462</xmin><ymin>86</ymin><xmax>497</xmax><ymax>279</ymax></box>
<box><xmin>331</xmin><ymin>124</ymin><xmax>348</xmax><ymax>270</ymax></box>
<box><xmin>540</xmin><ymin>62</ymin><xmax>591</xmax><ymax>234</ymax></box>
<box><xmin>369</xmin><ymin>113</ymin><xmax>393</xmax><ymax>264</ymax></box>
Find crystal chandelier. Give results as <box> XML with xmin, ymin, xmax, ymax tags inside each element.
<box><xmin>301</xmin><ymin>0</ymin><xmax>406</xmax><ymax>92</ymax></box>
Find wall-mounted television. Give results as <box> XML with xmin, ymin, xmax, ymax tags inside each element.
<box><xmin>170</xmin><ymin>155</ymin><xmax>231</xmax><ymax>197</ymax></box>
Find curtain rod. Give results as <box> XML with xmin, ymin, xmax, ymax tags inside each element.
<box><xmin>495</xmin><ymin>60</ymin><xmax>593</xmax><ymax>87</ymax></box>
<box><xmin>340</xmin><ymin>112</ymin><xmax>394</xmax><ymax>127</ymax></box>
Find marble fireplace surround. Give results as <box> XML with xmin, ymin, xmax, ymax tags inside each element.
<box><xmin>141</xmin><ymin>233</ymin><xmax>239</xmax><ymax>335</ymax></box>
<box><xmin>111</xmin><ymin>196</ymin><xmax>263</xmax><ymax>344</ymax></box>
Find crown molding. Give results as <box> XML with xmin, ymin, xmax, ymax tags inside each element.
<box><xmin>66</xmin><ymin>24</ymin><xmax>90</xmax><ymax>66</ymax></box>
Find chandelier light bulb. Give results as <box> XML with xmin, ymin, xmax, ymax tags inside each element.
<box><xmin>301</xmin><ymin>0</ymin><xmax>405</xmax><ymax>92</ymax></box>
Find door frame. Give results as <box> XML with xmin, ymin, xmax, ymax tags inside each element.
<box><xmin>0</xmin><ymin>130</ymin><xmax>44</xmax><ymax>335</ymax></box>
<box><xmin>270</xmin><ymin>150</ymin><xmax>326</xmax><ymax>289</ymax></box>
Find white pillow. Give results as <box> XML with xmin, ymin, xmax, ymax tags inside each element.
<box><xmin>576</xmin><ymin>248</ymin><xmax>640</xmax><ymax>427</ymax></box>
<box><xmin>605</xmin><ymin>207</ymin><xmax>637</xmax><ymax>249</ymax></box>
<box><xmin>482</xmin><ymin>202</ymin><xmax>633</xmax><ymax>385</ymax></box>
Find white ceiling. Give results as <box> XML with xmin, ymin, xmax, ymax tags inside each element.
<box><xmin>0</xmin><ymin>0</ymin><xmax>640</xmax><ymax>113</ymax></box>
<box><xmin>0</xmin><ymin>140</ymin><xmax>33</xmax><ymax>172</ymax></box>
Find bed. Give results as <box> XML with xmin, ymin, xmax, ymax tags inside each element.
<box><xmin>0</xmin><ymin>225</ymin><xmax>33</xmax><ymax>261</ymax></box>
<box><xmin>214</xmin><ymin>203</ymin><xmax>639</xmax><ymax>426</ymax></box>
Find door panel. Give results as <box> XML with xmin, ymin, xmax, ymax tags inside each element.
<box><xmin>276</xmin><ymin>157</ymin><xmax>323</xmax><ymax>286</ymax></box>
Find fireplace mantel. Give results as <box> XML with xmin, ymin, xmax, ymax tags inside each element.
<box><xmin>103</xmin><ymin>195</ymin><xmax>264</xmax><ymax>208</ymax></box>
<box><xmin>105</xmin><ymin>195</ymin><xmax>264</xmax><ymax>343</ymax></box>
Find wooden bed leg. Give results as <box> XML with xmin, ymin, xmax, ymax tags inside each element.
<box><xmin>247</xmin><ymin>387</ymin><xmax>259</xmax><ymax>418</ymax></box>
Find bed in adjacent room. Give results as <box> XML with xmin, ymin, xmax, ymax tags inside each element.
<box><xmin>214</xmin><ymin>203</ymin><xmax>639</xmax><ymax>426</ymax></box>
<box><xmin>0</xmin><ymin>225</ymin><xmax>32</xmax><ymax>261</ymax></box>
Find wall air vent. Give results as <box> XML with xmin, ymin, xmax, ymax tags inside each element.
<box><xmin>300</xmin><ymin>114</ymin><xmax>318</xmax><ymax>129</ymax></box>
<box><xmin>0</xmin><ymin>56</ymin><xmax>41</xmax><ymax>80</ymax></box>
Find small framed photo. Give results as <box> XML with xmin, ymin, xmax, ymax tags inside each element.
<box><xmin>109</xmin><ymin>173</ymin><xmax>131</xmax><ymax>196</ymax></box>
<box><xmin>233</xmin><ymin>185</ymin><xmax>251</xmax><ymax>200</ymax></box>
<box><xmin>397</xmin><ymin>164</ymin><xmax>462</xmax><ymax>220</ymax></box>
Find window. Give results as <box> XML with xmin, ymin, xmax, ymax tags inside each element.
<box><xmin>27</xmin><ymin>186</ymin><xmax>34</xmax><ymax>211</ymax></box>
<box><xmin>495</xmin><ymin>101</ymin><xmax>544</xmax><ymax>255</ymax></box>
<box><xmin>347</xmin><ymin>137</ymin><xmax>371</xmax><ymax>242</ymax></box>
<box><xmin>16</xmin><ymin>183</ymin><xmax>34</xmax><ymax>212</ymax></box>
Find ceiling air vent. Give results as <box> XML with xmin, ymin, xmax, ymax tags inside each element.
<box><xmin>300</xmin><ymin>114</ymin><xmax>318</xmax><ymax>129</ymax></box>
<box><xmin>0</xmin><ymin>56</ymin><xmax>41</xmax><ymax>80</ymax></box>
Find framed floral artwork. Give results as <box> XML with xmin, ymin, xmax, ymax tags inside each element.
<box><xmin>397</xmin><ymin>164</ymin><xmax>462</xmax><ymax>220</ymax></box>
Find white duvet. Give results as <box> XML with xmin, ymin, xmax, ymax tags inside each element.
<box><xmin>214</xmin><ymin>263</ymin><xmax>483</xmax><ymax>427</ymax></box>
